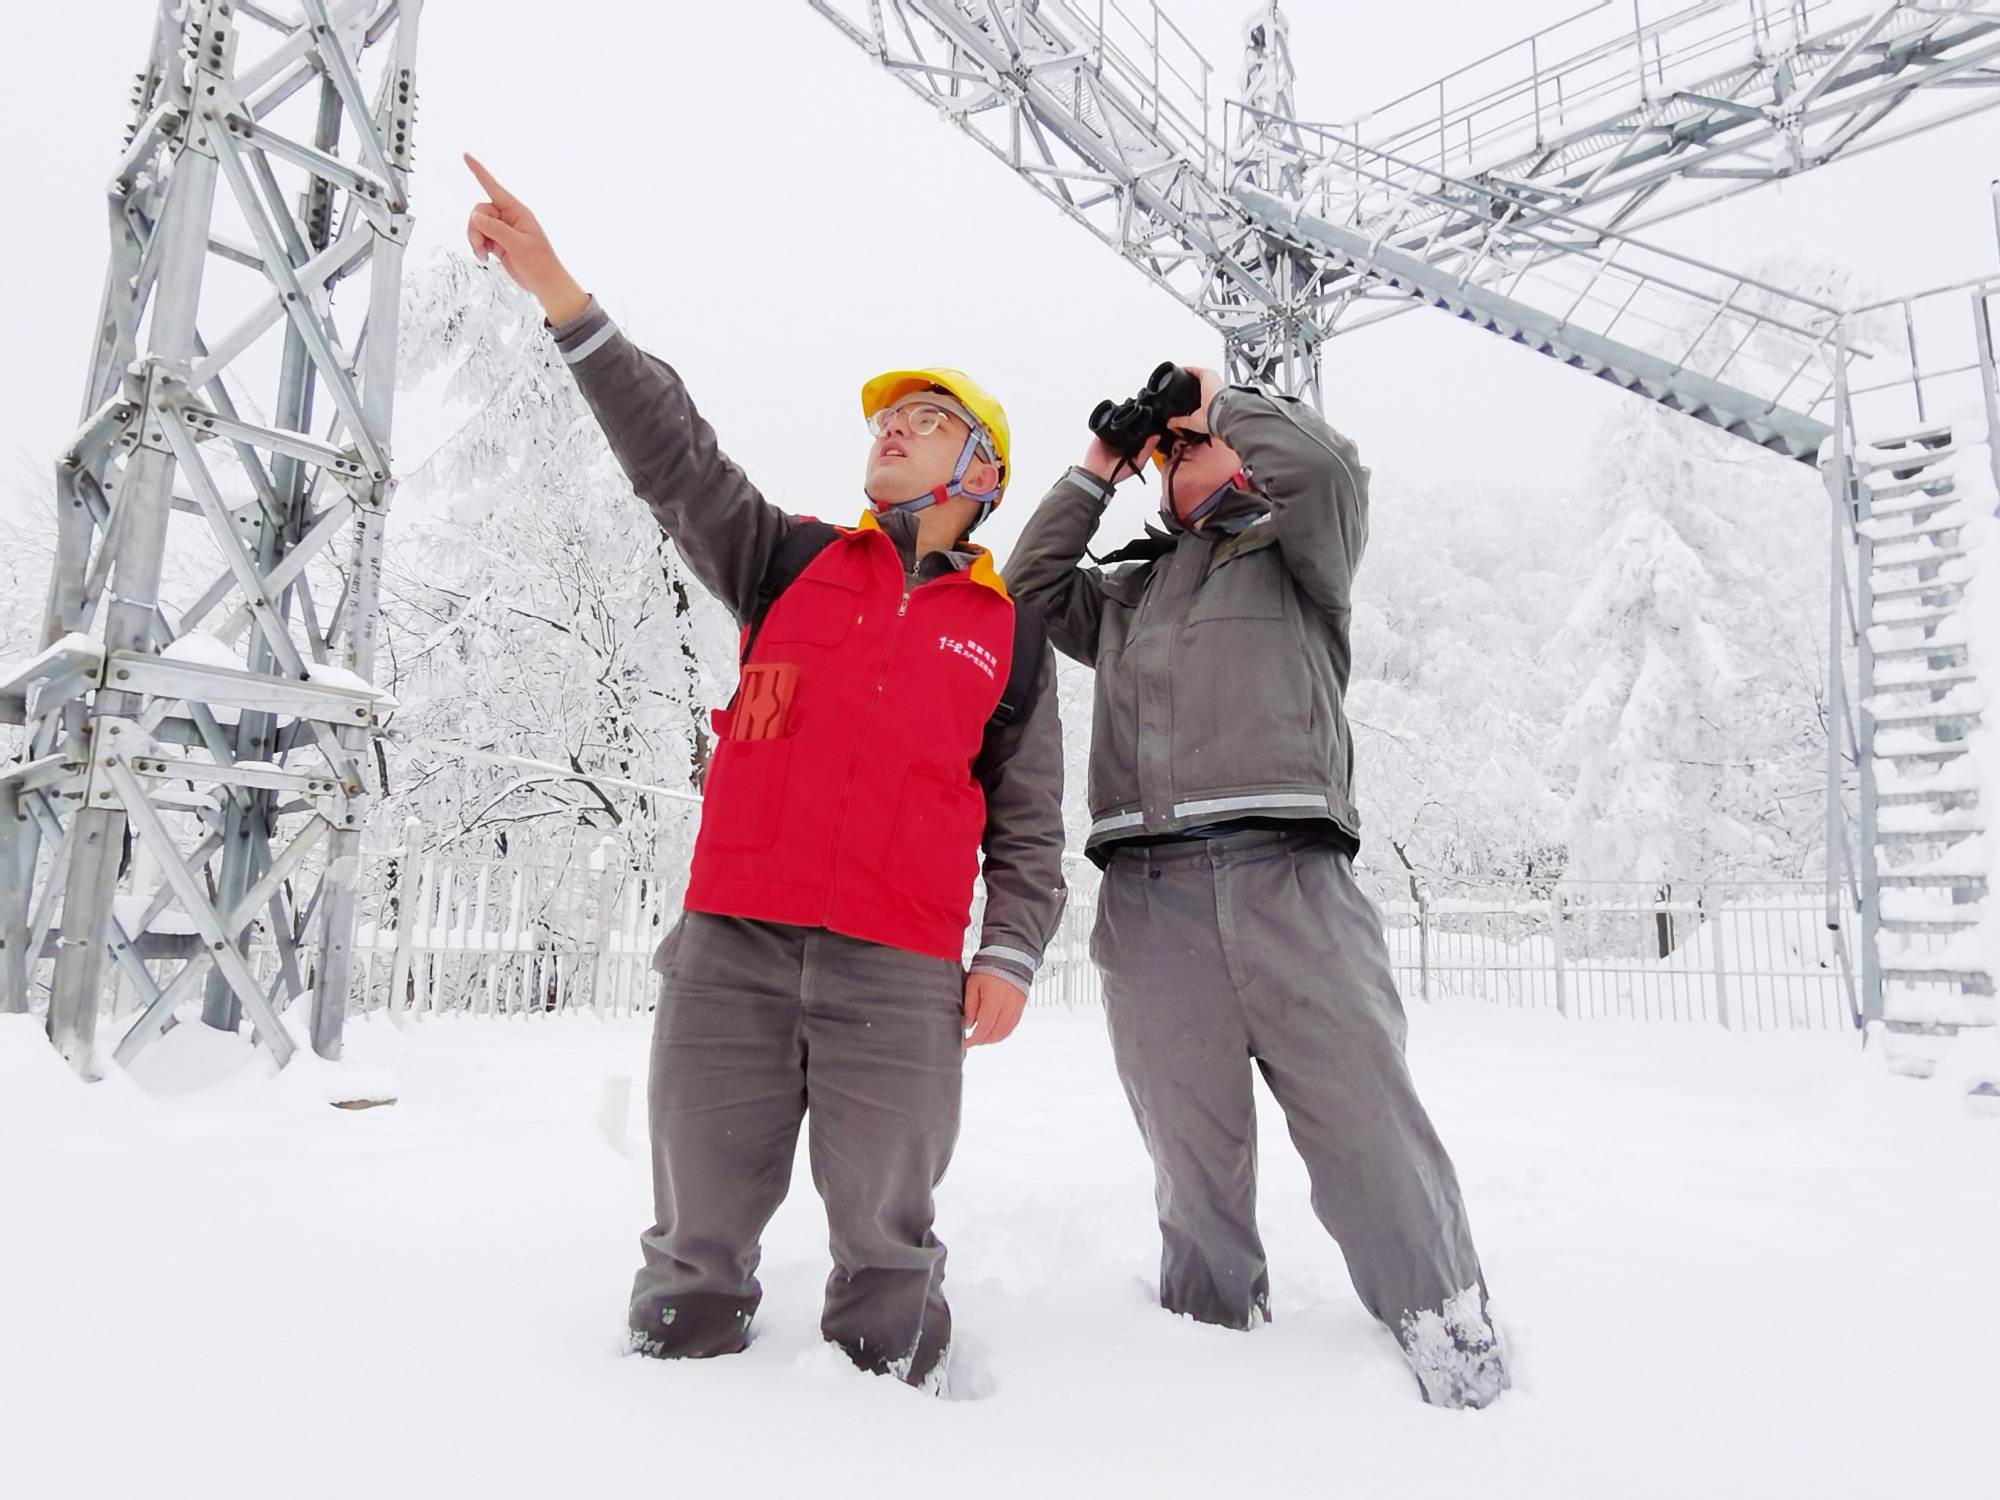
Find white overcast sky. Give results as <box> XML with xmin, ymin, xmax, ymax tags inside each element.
<box><xmin>8</xmin><ymin>0</ymin><xmax>2000</xmax><ymax>560</ymax></box>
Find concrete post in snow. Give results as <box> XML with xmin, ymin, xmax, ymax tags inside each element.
<box><xmin>386</xmin><ymin>818</ymin><xmax>424</xmax><ymax>1024</ymax></box>
<box><xmin>1549</xmin><ymin>895</ymin><xmax>1570</xmax><ymax>1019</ymax></box>
<box><xmin>589</xmin><ymin>835</ymin><xmax>622</xmax><ymax>1019</ymax></box>
<box><xmin>1709</xmin><ymin>892</ymin><xmax>1735</xmax><ymax>1030</ymax></box>
<box><xmin>1415</xmin><ymin>889</ymin><xmax>1432</xmax><ymax>1003</ymax></box>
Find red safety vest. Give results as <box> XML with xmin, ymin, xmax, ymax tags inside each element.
<box><xmin>684</xmin><ymin>513</ymin><xmax>1017</xmax><ymax>961</ymax></box>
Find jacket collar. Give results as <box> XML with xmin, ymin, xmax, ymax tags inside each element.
<box><xmin>1159</xmin><ymin>479</ymin><xmax>1270</xmax><ymax>540</ymax></box>
<box><xmin>855</xmin><ymin>508</ymin><xmax>1011</xmax><ymax>599</ymax></box>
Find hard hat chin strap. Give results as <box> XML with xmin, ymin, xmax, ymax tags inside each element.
<box><xmin>869</xmin><ymin>430</ymin><xmax>1002</xmax><ymax>527</ymax></box>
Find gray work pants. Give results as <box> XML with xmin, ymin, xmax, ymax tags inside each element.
<box><xmin>1092</xmin><ymin>828</ymin><xmax>1489</xmax><ymax>1341</ymax></box>
<box><xmin>629</xmin><ymin>912</ymin><xmax>964</xmax><ymax>1385</ymax></box>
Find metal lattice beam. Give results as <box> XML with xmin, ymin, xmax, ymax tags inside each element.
<box><xmin>0</xmin><ymin>0</ymin><xmax>423</xmax><ymax>1074</ymax></box>
<box><xmin>1346</xmin><ymin>1</ymin><xmax>2000</xmax><ymax>245</ymax></box>
<box><xmin>809</xmin><ymin>0</ymin><xmax>1324</xmax><ymax>393</ymax></box>
<box><xmin>1233</xmin><ymin>185</ymin><xmax>1836</xmax><ymax>457</ymax></box>
<box><xmin>809</xmin><ymin>1</ymin><xmax>2000</xmax><ymax>447</ymax></box>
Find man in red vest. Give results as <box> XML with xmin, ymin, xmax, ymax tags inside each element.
<box><xmin>466</xmin><ymin>159</ymin><xmax>1066</xmax><ymax>1391</ymax></box>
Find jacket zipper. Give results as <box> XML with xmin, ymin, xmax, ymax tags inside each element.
<box><xmin>821</xmin><ymin>565</ymin><xmax>913</xmax><ymax>925</ymax></box>
<box><xmin>1140</xmin><ymin>538</ymin><xmax>1194</xmax><ymax>827</ymax></box>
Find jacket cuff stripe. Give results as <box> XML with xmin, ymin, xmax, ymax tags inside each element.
<box><xmin>974</xmin><ymin>943</ymin><xmax>1040</xmax><ymax>973</ymax></box>
<box><xmin>560</xmin><ymin>321</ymin><xmax>619</xmax><ymax>366</ymax></box>
<box><xmin>1063</xmin><ymin>467</ymin><xmax>1116</xmax><ymax>503</ymax></box>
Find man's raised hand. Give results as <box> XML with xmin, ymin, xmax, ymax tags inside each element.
<box><xmin>464</xmin><ymin>154</ymin><xmax>589</xmax><ymax>325</ymax></box>
<box><xmin>1173</xmin><ymin>367</ymin><xmax>1227</xmax><ymax>435</ymax></box>
<box><xmin>1081</xmin><ymin>431</ymin><xmax>1159</xmax><ymax>488</ymax></box>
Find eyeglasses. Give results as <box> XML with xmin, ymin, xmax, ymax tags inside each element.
<box><xmin>1152</xmin><ymin>427</ymin><xmax>1212</xmax><ymax>469</ymax></box>
<box><xmin>868</xmin><ymin>397</ymin><xmax>969</xmax><ymax>439</ymax></box>
<box><xmin>867</xmin><ymin>395</ymin><xmax>996</xmax><ymax>461</ymax></box>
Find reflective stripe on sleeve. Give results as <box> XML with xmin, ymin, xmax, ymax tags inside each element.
<box><xmin>973</xmin><ymin>943</ymin><xmax>1040</xmax><ymax>974</ymax></box>
<box><xmin>1088</xmin><ymin>794</ymin><xmax>1333</xmax><ymax>840</ymax></box>
<box><xmin>560</xmin><ymin>322</ymin><xmax>618</xmax><ymax>365</ymax></box>
<box><xmin>1089</xmin><ymin>809</ymin><xmax>1147</xmax><ymax>838</ymax></box>
<box><xmin>1171</xmin><ymin>792</ymin><xmax>1331</xmax><ymax>822</ymax></box>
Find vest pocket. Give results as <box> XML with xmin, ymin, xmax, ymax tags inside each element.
<box><xmin>760</xmin><ymin>576</ymin><xmax>865</xmax><ymax>648</ymax></box>
<box><xmin>697</xmin><ymin>735</ymin><xmax>792</xmax><ymax>852</ymax></box>
<box><xmin>886</xmin><ymin>764</ymin><xmax>985</xmax><ymax>911</ymax></box>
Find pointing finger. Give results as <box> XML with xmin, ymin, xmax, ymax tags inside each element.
<box><xmin>463</xmin><ymin>153</ymin><xmax>522</xmax><ymax>210</ymax></box>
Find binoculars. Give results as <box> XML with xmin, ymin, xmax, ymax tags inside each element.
<box><xmin>1089</xmin><ymin>362</ymin><xmax>1203</xmax><ymax>468</ymax></box>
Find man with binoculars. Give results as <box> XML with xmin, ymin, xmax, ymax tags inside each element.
<box><xmin>1006</xmin><ymin>365</ymin><xmax>1509</xmax><ymax>1410</ymax></box>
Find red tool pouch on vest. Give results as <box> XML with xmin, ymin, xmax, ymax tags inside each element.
<box><xmin>724</xmin><ymin>662</ymin><xmax>796</xmax><ymax>741</ymax></box>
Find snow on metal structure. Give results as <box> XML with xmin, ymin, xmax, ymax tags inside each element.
<box><xmin>809</xmin><ymin>0</ymin><xmax>2000</xmax><ymax>452</ymax></box>
<box><xmin>1818</xmin><ymin>279</ymin><xmax>2000</xmax><ymax>1081</ymax></box>
<box><xmin>1338</xmin><ymin>0</ymin><xmax>2000</xmax><ymax>239</ymax></box>
<box><xmin>0</xmin><ymin>0</ymin><xmax>423</xmax><ymax>1075</ymax></box>
<box><xmin>812</xmin><ymin>0</ymin><xmax>2000</xmax><ymax>1079</ymax></box>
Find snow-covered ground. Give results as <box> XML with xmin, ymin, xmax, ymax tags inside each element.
<box><xmin>3</xmin><ymin>1001</ymin><xmax>1997</xmax><ymax>1499</ymax></box>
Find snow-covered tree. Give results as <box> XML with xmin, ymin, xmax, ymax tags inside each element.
<box><xmin>1545</xmin><ymin>250</ymin><xmax>1881</xmax><ymax>888</ymax></box>
<box><xmin>378</xmin><ymin>254</ymin><xmax>738</xmax><ymax>869</ymax></box>
<box><xmin>1549</xmin><ymin>396</ymin><xmax>1825</xmax><ymax>886</ymax></box>
<box><xmin>0</xmin><ymin>499</ymin><xmax>51</xmax><ymax>661</ymax></box>
<box><xmin>0</xmin><ymin>486</ymin><xmax>54</xmax><ymax>762</ymax></box>
<box><xmin>1346</xmin><ymin>478</ymin><xmax>1574</xmax><ymax>889</ymax></box>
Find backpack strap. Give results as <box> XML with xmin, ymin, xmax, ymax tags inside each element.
<box><xmin>990</xmin><ymin>596</ymin><xmax>1048</xmax><ymax>732</ymax></box>
<box><xmin>973</xmin><ymin>598</ymin><xmax>1049</xmax><ymax>781</ymax></box>
<box><xmin>740</xmin><ymin>519</ymin><xmax>841</xmax><ymax>665</ymax></box>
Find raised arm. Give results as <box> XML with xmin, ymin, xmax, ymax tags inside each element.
<box><xmin>549</xmin><ymin>306</ymin><xmax>794</xmax><ymax>623</ymax></box>
<box><xmin>1207</xmin><ymin>386</ymin><xmax>1369</xmax><ymax>623</ymax></box>
<box><xmin>465</xmin><ymin>155</ymin><xmax>793</xmax><ymax>622</ymax></box>
<box><xmin>1005</xmin><ymin>418</ymin><xmax>1166</xmax><ymax>664</ymax></box>
<box><xmin>1001</xmin><ymin>470</ymin><xmax>1115</xmax><ymax>666</ymax></box>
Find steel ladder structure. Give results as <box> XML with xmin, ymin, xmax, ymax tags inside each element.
<box><xmin>811</xmin><ymin>0</ymin><xmax>2000</xmax><ymax>1084</ymax></box>
<box><xmin>0</xmin><ymin>0</ymin><xmax>422</xmax><ymax>1075</ymax></box>
<box><xmin>1822</xmin><ymin>292</ymin><xmax>2000</xmax><ymax>1080</ymax></box>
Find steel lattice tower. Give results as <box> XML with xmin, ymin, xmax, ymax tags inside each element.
<box><xmin>0</xmin><ymin>0</ymin><xmax>422</xmax><ymax>1074</ymax></box>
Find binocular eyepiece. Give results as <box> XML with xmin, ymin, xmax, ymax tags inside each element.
<box><xmin>1089</xmin><ymin>362</ymin><xmax>1203</xmax><ymax>467</ymax></box>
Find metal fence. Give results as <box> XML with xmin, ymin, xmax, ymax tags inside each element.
<box><xmin>343</xmin><ymin>830</ymin><xmax>681</xmax><ymax>1020</ymax></box>
<box><xmin>1372</xmin><ymin>880</ymin><xmax>1858</xmax><ymax>1031</ymax></box>
<box><xmin>338</xmin><ymin>835</ymin><xmax>1106</xmax><ymax>1018</ymax></box>
<box><xmin>324</xmin><ymin>835</ymin><xmax>1855</xmax><ymax>1033</ymax></box>
<box><xmin>1028</xmin><ymin>873</ymin><xmax>1856</xmax><ymax>1032</ymax></box>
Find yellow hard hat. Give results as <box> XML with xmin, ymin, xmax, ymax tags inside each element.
<box><xmin>860</xmin><ymin>367</ymin><xmax>1011</xmax><ymax>503</ymax></box>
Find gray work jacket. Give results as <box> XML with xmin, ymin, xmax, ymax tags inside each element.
<box><xmin>1004</xmin><ymin>386</ymin><xmax>1368</xmax><ymax>865</ymax></box>
<box><xmin>550</xmin><ymin>298</ymin><xmax>1066</xmax><ymax>989</ymax></box>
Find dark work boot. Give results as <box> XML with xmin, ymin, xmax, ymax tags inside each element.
<box><xmin>627</xmin><ymin>1292</ymin><xmax>754</xmax><ymax>1360</ymax></box>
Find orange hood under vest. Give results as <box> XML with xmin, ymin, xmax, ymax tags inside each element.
<box><xmin>684</xmin><ymin>516</ymin><xmax>1016</xmax><ymax>962</ymax></box>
